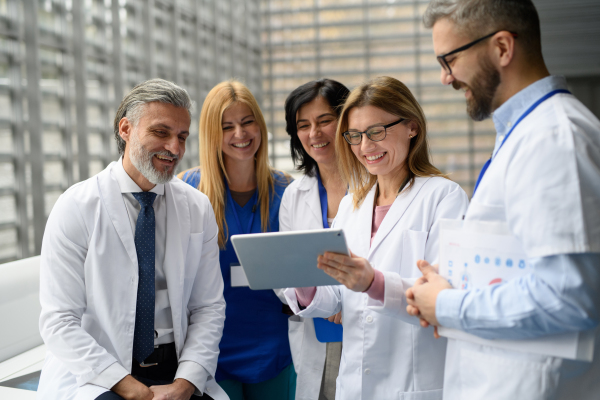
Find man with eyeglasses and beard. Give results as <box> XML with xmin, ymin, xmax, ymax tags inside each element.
<box><xmin>37</xmin><ymin>79</ymin><xmax>228</xmax><ymax>400</ymax></box>
<box><xmin>401</xmin><ymin>1</ymin><xmax>600</xmax><ymax>400</ymax></box>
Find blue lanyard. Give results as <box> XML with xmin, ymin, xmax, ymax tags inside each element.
<box><xmin>225</xmin><ymin>181</ymin><xmax>258</xmax><ymax>235</ymax></box>
<box><xmin>316</xmin><ymin>171</ymin><xmax>329</xmax><ymax>229</ymax></box>
<box><xmin>472</xmin><ymin>89</ymin><xmax>571</xmax><ymax>196</ymax></box>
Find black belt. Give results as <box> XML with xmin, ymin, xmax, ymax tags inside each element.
<box><xmin>139</xmin><ymin>342</ymin><xmax>177</xmax><ymax>367</ymax></box>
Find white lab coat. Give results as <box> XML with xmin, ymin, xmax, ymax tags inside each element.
<box><xmin>285</xmin><ymin>176</ymin><xmax>469</xmax><ymax>400</ymax></box>
<box><xmin>37</xmin><ymin>162</ymin><xmax>228</xmax><ymax>400</ymax></box>
<box><xmin>278</xmin><ymin>174</ymin><xmax>328</xmax><ymax>400</ymax></box>
<box><xmin>442</xmin><ymin>91</ymin><xmax>600</xmax><ymax>400</ymax></box>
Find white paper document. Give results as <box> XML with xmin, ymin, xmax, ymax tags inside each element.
<box><xmin>437</xmin><ymin>219</ymin><xmax>595</xmax><ymax>361</ymax></box>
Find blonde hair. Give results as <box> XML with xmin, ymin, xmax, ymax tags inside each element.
<box><xmin>335</xmin><ymin>76</ymin><xmax>445</xmax><ymax>209</ymax></box>
<box><xmin>197</xmin><ymin>80</ymin><xmax>274</xmax><ymax>248</ymax></box>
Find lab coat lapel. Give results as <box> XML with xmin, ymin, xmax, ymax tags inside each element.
<box><xmin>352</xmin><ymin>185</ymin><xmax>377</xmax><ymax>257</ymax></box>
<box><xmin>163</xmin><ymin>180</ymin><xmax>188</xmax><ymax>354</ymax></box>
<box><xmin>97</xmin><ymin>163</ymin><xmax>138</xmax><ymax>268</ymax></box>
<box><xmin>302</xmin><ymin>176</ymin><xmax>323</xmax><ymax>226</ymax></box>
<box><xmin>368</xmin><ymin>177</ymin><xmax>430</xmax><ymax>257</ymax></box>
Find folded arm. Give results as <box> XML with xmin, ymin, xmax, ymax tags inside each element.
<box><xmin>436</xmin><ymin>253</ymin><xmax>600</xmax><ymax>339</ymax></box>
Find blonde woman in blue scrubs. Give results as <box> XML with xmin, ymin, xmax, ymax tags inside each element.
<box><xmin>180</xmin><ymin>80</ymin><xmax>294</xmax><ymax>400</ymax></box>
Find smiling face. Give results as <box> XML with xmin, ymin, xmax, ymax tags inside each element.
<box><xmin>432</xmin><ymin>18</ymin><xmax>501</xmax><ymax>121</ymax></box>
<box><xmin>347</xmin><ymin>105</ymin><xmax>415</xmax><ymax>180</ymax></box>
<box><xmin>221</xmin><ymin>102</ymin><xmax>262</xmax><ymax>166</ymax></box>
<box><xmin>296</xmin><ymin>96</ymin><xmax>338</xmax><ymax>167</ymax></box>
<box><xmin>121</xmin><ymin>102</ymin><xmax>190</xmax><ymax>189</ymax></box>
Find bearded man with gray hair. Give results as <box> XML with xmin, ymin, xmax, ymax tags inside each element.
<box><xmin>37</xmin><ymin>79</ymin><xmax>228</xmax><ymax>400</ymax></box>
<box><xmin>401</xmin><ymin>1</ymin><xmax>600</xmax><ymax>399</ymax></box>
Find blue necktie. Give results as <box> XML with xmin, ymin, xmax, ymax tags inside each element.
<box><xmin>132</xmin><ymin>192</ymin><xmax>157</xmax><ymax>364</ymax></box>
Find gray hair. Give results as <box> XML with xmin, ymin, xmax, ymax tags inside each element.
<box><xmin>423</xmin><ymin>0</ymin><xmax>542</xmax><ymax>59</ymax></box>
<box><xmin>113</xmin><ymin>78</ymin><xmax>193</xmax><ymax>155</ymax></box>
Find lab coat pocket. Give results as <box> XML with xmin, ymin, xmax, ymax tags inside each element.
<box><xmin>400</xmin><ymin>230</ymin><xmax>428</xmax><ymax>277</ymax></box>
<box><xmin>399</xmin><ymin>388</ymin><xmax>442</xmax><ymax>400</ymax></box>
<box><xmin>458</xmin><ymin>345</ymin><xmax>560</xmax><ymax>400</ymax></box>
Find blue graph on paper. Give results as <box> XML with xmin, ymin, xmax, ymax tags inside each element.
<box><xmin>439</xmin><ymin>221</ymin><xmax>532</xmax><ymax>289</ymax></box>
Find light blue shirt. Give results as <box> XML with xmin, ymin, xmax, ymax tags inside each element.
<box><xmin>436</xmin><ymin>76</ymin><xmax>600</xmax><ymax>340</ymax></box>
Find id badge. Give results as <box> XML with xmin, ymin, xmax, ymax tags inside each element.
<box><xmin>230</xmin><ymin>263</ymin><xmax>250</xmax><ymax>287</ymax></box>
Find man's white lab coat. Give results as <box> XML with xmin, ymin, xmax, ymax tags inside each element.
<box><xmin>37</xmin><ymin>162</ymin><xmax>227</xmax><ymax>400</ymax></box>
<box><xmin>439</xmin><ymin>79</ymin><xmax>600</xmax><ymax>400</ymax></box>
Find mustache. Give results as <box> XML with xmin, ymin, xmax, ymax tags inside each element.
<box><xmin>452</xmin><ymin>80</ymin><xmax>467</xmax><ymax>91</ymax></box>
<box><xmin>152</xmin><ymin>149</ymin><xmax>179</xmax><ymax>160</ymax></box>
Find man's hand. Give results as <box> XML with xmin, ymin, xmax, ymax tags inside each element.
<box><xmin>406</xmin><ymin>260</ymin><xmax>452</xmax><ymax>334</ymax></box>
<box><xmin>150</xmin><ymin>378</ymin><xmax>196</xmax><ymax>400</ymax></box>
<box><xmin>326</xmin><ymin>311</ymin><xmax>342</xmax><ymax>324</ymax></box>
<box><xmin>112</xmin><ymin>375</ymin><xmax>153</xmax><ymax>400</ymax></box>
<box><xmin>318</xmin><ymin>251</ymin><xmax>375</xmax><ymax>292</ymax></box>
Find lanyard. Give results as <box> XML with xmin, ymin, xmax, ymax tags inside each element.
<box><xmin>472</xmin><ymin>89</ymin><xmax>571</xmax><ymax>196</ymax></box>
<box><xmin>225</xmin><ymin>180</ymin><xmax>258</xmax><ymax>235</ymax></box>
<box><xmin>316</xmin><ymin>171</ymin><xmax>329</xmax><ymax>229</ymax></box>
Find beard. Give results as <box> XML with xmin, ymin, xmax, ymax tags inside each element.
<box><xmin>129</xmin><ymin>131</ymin><xmax>180</xmax><ymax>185</ymax></box>
<box><xmin>453</xmin><ymin>54</ymin><xmax>501</xmax><ymax>121</ymax></box>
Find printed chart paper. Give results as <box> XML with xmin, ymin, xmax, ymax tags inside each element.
<box><xmin>437</xmin><ymin>219</ymin><xmax>595</xmax><ymax>361</ymax></box>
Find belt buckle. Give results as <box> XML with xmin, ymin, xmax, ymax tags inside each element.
<box><xmin>139</xmin><ymin>361</ymin><xmax>158</xmax><ymax>367</ymax></box>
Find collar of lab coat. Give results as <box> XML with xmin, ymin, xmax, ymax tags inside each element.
<box><xmin>98</xmin><ymin>163</ymin><xmax>138</xmax><ymax>268</ymax></box>
<box><xmin>366</xmin><ymin>177</ymin><xmax>430</xmax><ymax>257</ymax></box>
<box><xmin>97</xmin><ymin>162</ymin><xmax>189</xmax><ymax>351</ymax></box>
<box><xmin>296</xmin><ymin>173</ymin><xmax>317</xmax><ymax>191</ymax></box>
<box><xmin>492</xmin><ymin>75</ymin><xmax>568</xmax><ymax>157</ymax></box>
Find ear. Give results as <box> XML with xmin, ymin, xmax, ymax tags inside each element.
<box><xmin>407</xmin><ymin>120</ymin><xmax>418</xmax><ymax>138</ymax></box>
<box><xmin>492</xmin><ymin>31</ymin><xmax>516</xmax><ymax>68</ymax></box>
<box><xmin>119</xmin><ymin>117</ymin><xmax>133</xmax><ymax>143</ymax></box>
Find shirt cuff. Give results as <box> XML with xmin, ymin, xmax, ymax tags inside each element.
<box><xmin>436</xmin><ymin>288</ymin><xmax>467</xmax><ymax>330</ymax></box>
<box><xmin>88</xmin><ymin>362</ymin><xmax>129</xmax><ymax>390</ymax></box>
<box><xmin>175</xmin><ymin>361</ymin><xmax>210</xmax><ymax>396</ymax></box>
<box><xmin>364</xmin><ymin>269</ymin><xmax>385</xmax><ymax>302</ymax></box>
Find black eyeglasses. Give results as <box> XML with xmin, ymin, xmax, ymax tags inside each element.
<box><xmin>437</xmin><ymin>30</ymin><xmax>518</xmax><ymax>76</ymax></box>
<box><xmin>342</xmin><ymin>118</ymin><xmax>405</xmax><ymax>145</ymax></box>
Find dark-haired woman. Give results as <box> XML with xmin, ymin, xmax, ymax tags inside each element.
<box><xmin>278</xmin><ymin>79</ymin><xmax>350</xmax><ymax>400</ymax></box>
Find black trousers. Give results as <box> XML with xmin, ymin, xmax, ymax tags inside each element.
<box><xmin>95</xmin><ymin>345</ymin><xmax>213</xmax><ymax>400</ymax></box>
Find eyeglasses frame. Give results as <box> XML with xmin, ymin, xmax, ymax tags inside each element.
<box><xmin>342</xmin><ymin>118</ymin><xmax>406</xmax><ymax>145</ymax></box>
<box><xmin>437</xmin><ymin>30</ymin><xmax>518</xmax><ymax>76</ymax></box>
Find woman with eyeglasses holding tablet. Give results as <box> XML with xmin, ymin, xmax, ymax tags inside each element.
<box><xmin>279</xmin><ymin>79</ymin><xmax>349</xmax><ymax>400</ymax></box>
<box><xmin>180</xmin><ymin>80</ymin><xmax>295</xmax><ymax>400</ymax></box>
<box><xmin>284</xmin><ymin>76</ymin><xmax>469</xmax><ymax>400</ymax></box>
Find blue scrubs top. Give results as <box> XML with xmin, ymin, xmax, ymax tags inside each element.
<box><xmin>181</xmin><ymin>169</ymin><xmax>293</xmax><ymax>383</ymax></box>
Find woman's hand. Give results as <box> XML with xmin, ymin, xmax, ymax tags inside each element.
<box><xmin>318</xmin><ymin>251</ymin><xmax>374</xmax><ymax>292</ymax></box>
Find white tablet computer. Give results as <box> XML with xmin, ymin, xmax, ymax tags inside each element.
<box><xmin>230</xmin><ymin>229</ymin><xmax>349</xmax><ymax>290</ymax></box>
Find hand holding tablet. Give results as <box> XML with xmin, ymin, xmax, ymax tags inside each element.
<box><xmin>230</xmin><ymin>229</ymin><xmax>349</xmax><ymax>290</ymax></box>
